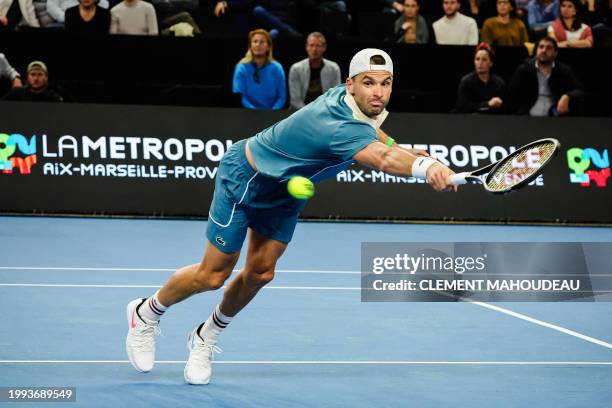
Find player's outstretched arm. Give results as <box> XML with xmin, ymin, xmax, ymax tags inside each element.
<box><xmin>353</xmin><ymin>141</ymin><xmax>456</xmax><ymax>192</ymax></box>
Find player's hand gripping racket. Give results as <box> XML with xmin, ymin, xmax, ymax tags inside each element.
<box><xmin>450</xmin><ymin>138</ymin><xmax>561</xmax><ymax>194</ymax></box>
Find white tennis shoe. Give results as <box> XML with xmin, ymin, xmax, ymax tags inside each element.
<box><xmin>125</xmin><ymin>298</ymin><xmax>160</xmax><ymax>373</ymax></box>
<box><xmin>184</xmin><ymin>329</ymin><xmax>222</xmax><ymax>385</ymax></box>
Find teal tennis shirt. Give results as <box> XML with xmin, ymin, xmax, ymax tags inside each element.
<box><xmin>247</xmin><ymin>85</ymin><xmax>387</xmax><ymax>183</ymax></box>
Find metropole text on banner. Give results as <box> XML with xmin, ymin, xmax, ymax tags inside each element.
<box><xmin>361</xmin><ymin>243</ymin><xmax>612</xmax><ymax>302</ymax></box>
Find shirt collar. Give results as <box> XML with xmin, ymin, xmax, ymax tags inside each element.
<box><xmin>343</xmin><ymin>89</ymin><xmax>389</xmax><ymax>129</ymax></box>
<box><xmin>535</xmin><ymin>60</ymin><xmax>555</xmax><ymax>70</ymax></box>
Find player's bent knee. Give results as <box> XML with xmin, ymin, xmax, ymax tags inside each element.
<box><xmin>246</xmin><ymin>269</ymin><xmax>275</xmax><ymax>287</ymax></box>
<box><xmin>192</xmin><ymin>270</ymin><xmax>229</xmax><ymax>292</ymax></box>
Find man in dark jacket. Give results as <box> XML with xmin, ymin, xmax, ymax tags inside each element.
<box><xmin>2</xmin><ymin>61</ymin><xmax>63</xmax><ymax>102</ymax></box>
<box><xmin>509</xmin><ymin>36</ymin><xmax>582</xmax><ymax>116</ymax></box>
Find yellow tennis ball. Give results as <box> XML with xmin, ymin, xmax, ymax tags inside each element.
<box><xmin>287</xmin><ymin>176</ymin><xmax>314</xmax><ymax>199</ymax></box>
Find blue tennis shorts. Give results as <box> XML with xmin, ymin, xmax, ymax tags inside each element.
<box><xmin>206</xmin><ymin>139</ymin><xmax>307</xmax><ymax>253</ymax></box>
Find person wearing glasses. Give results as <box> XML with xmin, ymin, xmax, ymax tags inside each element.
<box><xmin>232</xmin><ymin>28</ymin><xmax>287</xmax><ymax>109</ymax></box>
<box><xmin>481</xmin><ymin>0</ymin><xmax>529</xmax><ymax>45</ymax></box>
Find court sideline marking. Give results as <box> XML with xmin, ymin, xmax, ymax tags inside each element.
<box><xmin>0</xmin><ymin>360</ymin><xmax>611</xmax><ymax>365</ymax></box>
<box><xmin>2</xmin><ymin>266</ymin><xmax>612</xmax><ymax>277</ymax></box>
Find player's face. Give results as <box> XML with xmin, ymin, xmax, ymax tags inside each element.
<box><xmin>443</xmin><ymin>0</ymin><xmax>460</xmax><ymax>16</ymax></box>
<box><xmin>403</xmin><ymin>0</ymin><xmax>419</xmax><ymax>18</ymax></box>
<box><xmin>250</xmin><ymin>34</ymin><xmax>269</xmax><ymax>58</ymax></box>
<box><xmin>27</xmin><ymin>69</ymin><xmax>48</xmax><ymax>91</ymax></box>
<box><xmin>474</xmin><ymin>50</ymin><xmax>492</xmax><ymax>75</ymax></box>
<box><xmin>346</xmin><ymin>71</ymin><xmax>393</xmax><ymax>118</ymax></box>
<box><xmin>306</xmin><ymin>36</ymin><xmax>326</xmax><ymax>60</ymax></box>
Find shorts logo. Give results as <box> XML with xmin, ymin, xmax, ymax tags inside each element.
<box><xmin>216</xmin><ymin>236</ymin><xmax>226</xmax><ymax>247</ymax></box>
<box><xmin>0</xmin><ymin>133</ymin><xmax>37</xmax><ymax>175</ymax></box>
<box><xmin>567</xmin><ymin>147</ymin><xmax>609</xmax><ymax>187</ymax></box>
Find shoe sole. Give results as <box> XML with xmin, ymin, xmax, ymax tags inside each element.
<box><xmin>125</xmin><ymin>299</ymin><xmax>151</xmax><ymax>373</ymax></box>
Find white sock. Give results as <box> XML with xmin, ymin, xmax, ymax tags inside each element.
<box><xmin>197</xmin><ymin>304</ymin><xmax>232</xmax><ymax>342</ymax></box>
<box><xmin>137</xmin><ymin>290</ymin><xmax>168</xmax><ymax>323</ymax></box>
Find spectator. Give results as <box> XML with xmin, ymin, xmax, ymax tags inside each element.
<box><xmin>454</xmin><ymin>43</ymin><xmax>506</xmax><ymax>113</ymax></box>
<box><xmin>0</xmin><ymin>53</ymin><xmax>22</xmax><ymax>90</ymax></box>
<box><xmin>509</xmin><ymin>36</ymin><xmax>582</xmax><ymax>116</ymax></box>
<box><xmin>433</xmin><ymin>0</ymin><xmax>478</xmax><ymax>45</ymax></box>
<box><xmin>526</xmin><ymin>0</ymin><xmax>559</xmax><ymax>33</ymax></box>
<box><xmin>393</xmin><ymin>0</ymin><xmax>431</xmax><ymax>44</ymax></box>
<box><xmin>232</xmin><ymin>28</ymin><xmax>286</xmax><ymax>109</ymax></box>
<box><xmin>46</xmin><ymin>0</ymin><xmax>108</xmax><ymax>24</ymax></box>
<box><xmin>214</xmin><ymin>1</ymin><xmax>302</xmax><ymax>39</ymax></box>
<box><xmin>548</xmin><ymin>0</ymin><xmax>594</xmax><ymax>46</ymax></box>
<box><xmin>3</xmin><ymin>61</ymin><xmax>63</xmax><ymax>102</ymax></box>
<box><xmin>481</xmin><ymin>0</ymin><xmax>529</xmax><ymax>45</ymax></box>
<box><xmin>110</xmin><ymin>0</ymin><xmax>158</xmax><ymax>34</ymax></box>
<box><xmin>0</xmin><ymin>0</ymin><xmax>40</xmax><ymax>30</ymax></box>
<box><xmin>288</xmin><ymin>32</ymin><xmax>341</xmax><ymax>109</ymax></box>
<box><xmin>65</xmin><ymin>0</ymin><xmax>111</xmax><ymax>34</ymax></box>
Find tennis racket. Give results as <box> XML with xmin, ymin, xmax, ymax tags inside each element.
<box><xmin>450</xmin><ymin>138</ymin><xmax>561</xmax><ymax>194</ymax></box>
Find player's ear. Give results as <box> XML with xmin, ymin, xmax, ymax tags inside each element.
<box><xmin>346</xmin><ymin>77</ymin><xmax>354</xmax><ymax>94</ymax></box>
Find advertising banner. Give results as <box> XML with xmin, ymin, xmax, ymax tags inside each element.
<box><xmin>1</xmin><ymin>102</ymin><xmax>610</xmax><ymax>223</ymax></box>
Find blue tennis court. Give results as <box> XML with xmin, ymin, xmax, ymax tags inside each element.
<box><xmin>1</xmin><ymin>216</ymin><xmax>611</xmax><ymax>407</ymax></box>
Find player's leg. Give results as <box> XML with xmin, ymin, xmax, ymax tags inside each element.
<box><xmin>184</xmin><ymin>201</ymin><xmax>302</xmax><ymax>385</ymax></box>
<box><xmin>184</xmin><ymin>229</ymin><xmax>287</xmax><ymax>384</ymax></box>
<box><xmin>126</xmin><ymin>242</ymin><xmax>241</xmax><ymax>373</ymax></box>
<box><xmin>220</xmin><ymin>228</ymin><xmax>287</xmax><ymax>316</ymax></box>
<box><xmin>157</xmin><ymin>242</ymin><xmax>240</xmax><ymax>307</ymax></box>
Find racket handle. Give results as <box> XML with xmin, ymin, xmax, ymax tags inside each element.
<box><xmin>450</xmin><ymin>172</ymin><xmax>470</xmax><ymax>185</ymax></box>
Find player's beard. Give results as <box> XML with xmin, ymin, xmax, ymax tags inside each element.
<box><xmin>353</xmin><ymin>95</ymin><xmax>386</xmax><ymax>118</ymax></box>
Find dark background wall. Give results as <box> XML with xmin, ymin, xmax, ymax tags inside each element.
<box><xmin>1</xmin><ymin>101</ymin><xmax>610</xmax><ymax>224</ymax></box>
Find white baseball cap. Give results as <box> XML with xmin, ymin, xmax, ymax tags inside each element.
<box><xmin>348</xmin><ymin>48</ymin><xmax>393</xmax><ymax>78</ymax></box>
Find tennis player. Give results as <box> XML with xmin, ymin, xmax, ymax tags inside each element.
<box><xmin>125</xmin><ymin>48</ymin><xmax>456</xmax><ymax>384</ymax></box>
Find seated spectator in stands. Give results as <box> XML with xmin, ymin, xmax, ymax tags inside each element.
<box><xmin>3</xmin><ymin>61</ymin><xmax>63</xmax><ymax>102</ymax></box>
<box><xmin>481</xmin><ymin>0</ymin><xmax>529</xmax><ymax>45</ymax></box>
<box><xmin>288</xmin><ymin>32</ymin><xmax>340</xmax><ymax>109</ymax></box>
<box><xmin>47</xmin><ymin>0</ymin><xmax>108</xmax><ymax>24</ymax></box>
<box><xmin>232</xmin><ymin>28</ymin><xmax>286</xmax><ymax>109</ymax></box>
<box><xmin>0</xmin><ymin>0</ymin><xmax>40</xmax><ymax>30</ymax></box>
<box><xmin>215</xmin><ymin>0</ymin><xmax>302</xmax><ymax>39</ymax></box>
<box><xmin>110</xmin><ymin>0</ymin><xmax>158</xmax><ymax>34</ymax></box>
<box><xmin>509</xmin><ymin>36</ymin><xmax>582</xmax><ymax>116</ymax></box>
<box><xmin>547</xmin><ymin>0</ymin><xmax>594</xmax><ymax>46</ymax></box>
<box><xmin>433</xmin><ymin>0</ymin><xmax>478</xmax><ymax>45</ymax></box>
<box><xmin>65</xmin><ymin>0</ymin><xmax>111</xmax><ymax>34</ymax></box>
<box><xmin>0</xmin><ymin>53</ymin><xmax>22</xmax><ymax>91</ymax></box>
<box><xmin>526</xmin><ymin>0</ymin><xmax>559</xmax><ymax>33</ymax></box>
<box><xmin>454</xmin><ymin>43</ymin><xmax>506</xmax><ymax>113</ymax></box>
<box><xmin>393</xmin><ymin>0</ymin><xmax>431</xmax><ymax>43</ymax></box>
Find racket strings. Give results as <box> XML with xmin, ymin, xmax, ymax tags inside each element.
<box><xmin>485</xmin><ymin>141</ymin><xmax>557</xmax><ymax>192</ymax></box>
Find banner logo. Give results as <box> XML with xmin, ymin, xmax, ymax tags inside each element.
<box><xmin>567</xmin><ymin>147</ymin><xmax>609</xmax><ymax>187</ymax></box>
<box><xmin>0</xmin><ymin>133</ymin><xmax>37</xmax><ymax>175</ymax></box>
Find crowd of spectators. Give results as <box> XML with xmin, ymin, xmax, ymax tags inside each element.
<box><xmin>0</xmin><ymin>0</ymin><xmax>609</xmax><ymax>42</ymax></box>
<box><xmin>1</xmin><ymin>0</ymin><xmax>610</xmax><ymax>116</ymax></box>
